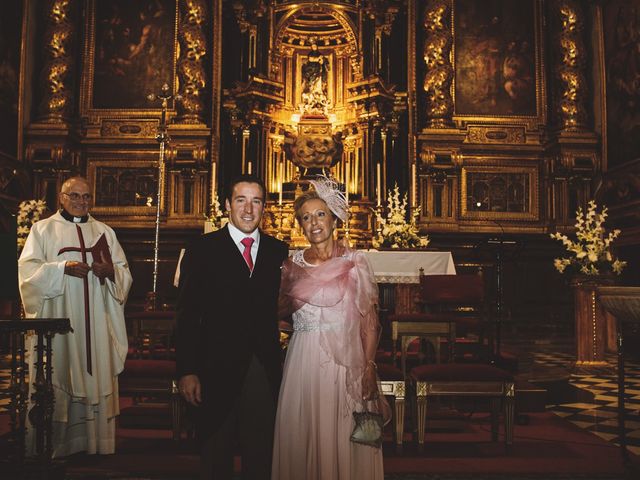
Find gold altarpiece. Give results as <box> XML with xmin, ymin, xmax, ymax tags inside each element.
<box><xmin>19</xmin><ymin>0</ymin><xmax>617</xmax><ymax>302</ymax></box>
<box><xmin>222</xmin><ymin>1</ymin><xmax>401</xmax><ymax>246</ymax></box>
<box><xmin>23</xmin><ymin>0</ymin><xmax>603</xmax><ymax>239</ymax></box>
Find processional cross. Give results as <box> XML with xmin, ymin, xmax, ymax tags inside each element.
<box><xmin>147</xmin><ymin>83</ymin><xmax>180</xmax><ymax>309</ymax></box>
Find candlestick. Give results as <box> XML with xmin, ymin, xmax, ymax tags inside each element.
<box><xmin>375</xmin><ymin>204</ymin><xmax>383</xmax><ymax>238</ymax></box>
<box><xmin>376</xmin><ymin>162</ymin><xmax>382</xmax><ymax>206</ymax></box>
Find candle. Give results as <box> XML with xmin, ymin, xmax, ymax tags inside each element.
<box><xmin>211</xmin><ymin>161</ymin><xmax>217</xmax><ymax>199</ymax></box>
<box><xmin>376</xmin><ymin>163</ymin><xmax>382</xmax><ymax>206</ymax></box>
<box><xmin>411</xmin><ymin>162</ymin><xmax>417</xmax><ymax>207</ymax></box>
<box><xmin>345</xmin><ymin>161</ymin><xmax>350</xmax><ymax>206</ymax></box>
<box><xmin>278</xmin><ymin>161</ymin><xmax>283</xmax><ymax>205</ymax></box>
<box><xmin>247</xmin><ymin>161</ymin><xmax>252</xmax><ymax>175</ymax></box>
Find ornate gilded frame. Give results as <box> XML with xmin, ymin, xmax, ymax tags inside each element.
<box><xmin>451</xmin><ymin>0</ymin><xmax>546</xmax><ymax>130</ymax></box>
<box><xmin>460</xmin><ymin>164</ymin><xmax>539</xmax><ymax>221</ymax></box>
<box><xmin>79</xmin><ymin>0</ymin><xmax>179</xmax><ymax>121</ymax></box>
<box><xmin>87</xmin><ymin>159</ymin><xmax>166</xmax><ymax>216</ymax></box>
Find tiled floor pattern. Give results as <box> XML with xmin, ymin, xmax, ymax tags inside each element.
<box><xmin>537</xmin><ymin>351</ymin><xmax>640</xmax><ymax>456</ymax></box>
<box><xmin>3</xmin><ymin>349</ymin><xmax>640</xmax><ymax>458</ymax></box>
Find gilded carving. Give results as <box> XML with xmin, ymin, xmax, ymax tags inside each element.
<box><xmin>38</xmin><ymin>0</ymin><xmax>76</xmax><ymax>121</ymax></box>
<box><xmin>100</xmin><ymin>120</ymin><xmax>159</xmax><ymax>138</ymax></box>
<box><xmin>423</xmin><ymin>0</ymin><xmax>453</xmax><ymax>127</ymax></box>
<box><xmin>283</xmin><ymin>118</ymin><xmax>343</xmax><ymax>169</ymax></box>
<box><xmin>177</xmin><ymin>0</ymin><xmax>207</xmax><ymax>123</ymax></box>
<box><xmin>467</xmin><ymin>126</ymin><xmax>525</xmax><ymax>144</ymax></box>
<box><xmin>461</xmin><ymin>165</ymin><xmax>539</xmax><ymax>221</ymax></box>
<box><xmin>350</xmin><ymin>55</ymin><xmax>363</xmax><ymax>80</ymax></box>
<box><xmin>556</xmin><ymin>0</ymin><xmax>587</xmax><ymax>130</ymax></box>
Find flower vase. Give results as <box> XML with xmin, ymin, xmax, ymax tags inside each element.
<box><xmin>570</xmin><ymin>274</ymin><xmax>616</xmax><ymax>370</ymax></box>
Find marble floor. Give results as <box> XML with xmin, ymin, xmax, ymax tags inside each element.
<box><xmin>2</xmin><ymin>342</ymin><xmax>640</xmax><ymax>459</ymax></box>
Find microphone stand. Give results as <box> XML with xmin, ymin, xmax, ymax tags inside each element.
<box><xmin>487</xmin><ymin>221</ymin><xmax>516</xmax><ymax>363</ymax></box>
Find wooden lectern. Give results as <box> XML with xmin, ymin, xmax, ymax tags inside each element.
<box><xmin>596</xmin><ymin>286</ymin><xmax>640</xmax><ymax>467</ymax></box>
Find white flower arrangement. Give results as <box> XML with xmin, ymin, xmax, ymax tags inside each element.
<box><xmin>17</xmin><ymin>199</ymin><xmax>47</xmax><ymax>254</ymax></box>
<box><xmin>204</xmin><ymin>193</ymin><xmax>228</xmax><ymax>232</ymax></box>
<box><xmin>372</xmin><ymin>183</ymin><xmax>429</xmax><ymax>249</ymax></box>
<box><xmin>550</xmin><ymin>200</ymin><xmax>627</xmax><ymax>276</ymax></box>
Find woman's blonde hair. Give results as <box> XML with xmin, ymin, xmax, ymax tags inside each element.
<box><xmin>294</xmin><ymin>191</ymin><xmax>336</xmax><ymax>223</ymax></box>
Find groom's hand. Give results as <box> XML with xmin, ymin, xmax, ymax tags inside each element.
<box><xmin>179</xmin><ymin>374</ymin><xmax>202</xmax><ymax>406</ymax></box>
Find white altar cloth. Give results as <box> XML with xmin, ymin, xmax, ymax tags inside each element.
<box><xmin>362</xmin><ymin>250</ymin><xmax>456</xmax><ymax>284</ymax></box>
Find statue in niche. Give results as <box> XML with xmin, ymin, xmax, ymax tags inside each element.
<box><xmin>300</xmin><ymin>41</ymin><xmax>330</xmax><ymax>116</ymax></box>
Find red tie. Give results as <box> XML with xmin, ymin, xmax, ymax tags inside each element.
<box><xmin>241</xmin><ymin>237</ymin><xmax>254</xmax><ymax>271</ymax></box>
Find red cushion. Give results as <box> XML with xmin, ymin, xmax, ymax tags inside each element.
<box><xmin>377</xmin><ymin>363</ymin><xmax>404</xmax><ymax>381</ymax></box>
<box><xmin>410</xmin><ymin>363</ymin><xmax>513</xmax><ymax>382</ymax></box>
<box><xmin>122</xmin><ymin>359</ymin><xmax>176</xmax><ymax>378</ymax></box>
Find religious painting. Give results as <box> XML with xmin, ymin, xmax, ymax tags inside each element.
<box><xmin>460</xmin><ymin>165</ymin><xmax>539</xmax><ymax>221</ymax></box>
<box><xmin>453</xmin><ymin>0</ymin><xmax>538</xmax><ymax>117</ymax></box>
<box><xmin>82</xmin><ymin>0</ymin><xmax>178</xmax><ymax>112</ymax></box>
<box><xmin>603</xmin><ymin>0</ymin><xmax>640</xmax><ymax>170</ymax></box>
<box><xmin>0</xmin><ymin>0</ymin><xmax>23</xmax><ymax>158</ymax></box>
<box><xmin>88</xmin><ymin>161</ymin><xmax>164</xmax><ymax>215</ymax></box>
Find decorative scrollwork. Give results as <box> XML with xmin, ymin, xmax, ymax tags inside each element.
<box><xmin>556</xmin><ymin>0</ymin><xmax>587</xmax><ymax>130</ymax></box>
<box><xmin>423</xmin><ymin>0</ymin><xmax>453</xmax><ymax>128</ymax></box>
<box><xmin>177</xmin><ymin>0</ymin><xmax>207</xmax><ymax>123</ymax></box>
<box><xmin>37</xmin><ymin>0</ymin><xmax>76</xmax><ymax>122</ymax></box>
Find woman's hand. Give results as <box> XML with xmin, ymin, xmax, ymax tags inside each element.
<box><xmin>361</xmin><ymin>362</ymin><xmax>379</xmax><ymax>401</ymax></box>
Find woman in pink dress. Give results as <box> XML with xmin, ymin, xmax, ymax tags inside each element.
<box><xmin>272</xmin><ymin>177</ymin><xmax>388</xmax><ymax>480</ymax></box>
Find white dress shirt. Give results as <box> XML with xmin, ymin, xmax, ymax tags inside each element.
<box><xmin>227</xmin><ymin>222</ymin><xmax>260</xmax><ymax>267</ymax></box>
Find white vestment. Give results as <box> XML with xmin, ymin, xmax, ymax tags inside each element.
<box><xmin>19</xmin><ymin>212</ymin><xmax>132</xmax><ymax>456</ymax></box>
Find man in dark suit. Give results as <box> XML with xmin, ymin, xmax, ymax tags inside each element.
<box><xmin>176</xmin><ymin>174</ymin><xmax>289</xmax><ymax>480</ymax></box>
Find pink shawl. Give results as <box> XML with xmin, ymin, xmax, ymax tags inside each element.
<box><xmin>279</xmin><ymin>245</ymin><xmax>380</xmax><ymax>408</ymax></box>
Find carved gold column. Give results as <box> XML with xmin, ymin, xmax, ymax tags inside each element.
<box><xmin>37</xmin><ymin>0</ymin><xmax>76</xmax><ymax>122</ymax></box>
<box><xmin>423</xmin><ymin>0</ymin><xmax>453</xmax><ymax>128</ymax></box>
<box><xmin>177</xmin><ymin>0</ymin><xmax>207</xmax><ymax>123</ymax></box>
<box><xmin>350</xmin><ymin>54</ymin><xmax>363</xmax><ymax>82</ymax></box>
<box><xmin>556</xmin><ymin>0</ymin><xmax>588</xmax><ymax>131</ymax></box>
<box><xmin>284</xmin><ymin>48</ymin><xmax>294</xmax><ymax>108</ymax></box>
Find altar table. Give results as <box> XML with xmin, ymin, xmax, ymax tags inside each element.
<box><xmin>363</xmin><ymin>250</ymin><xmax>456</xmax><ymax>315</ymax></box>
<box><xmin>363</xmin><ymin>250</ymin><xmax>456</xmax><ymax>283</ymax></box>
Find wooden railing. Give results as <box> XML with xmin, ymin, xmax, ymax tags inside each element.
<box><xmin>0</xmin><ymin>318</ymin><xmax>71</xmax><ymax>479</ymax></box>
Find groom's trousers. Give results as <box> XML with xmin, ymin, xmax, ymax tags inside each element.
<box><xmin>200</xmin><ymin>355</ymin><xmax>277</xmax><ymax>480</ymax></box>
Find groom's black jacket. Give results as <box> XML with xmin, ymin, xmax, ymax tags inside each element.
<box><xmin>176</xmin><ymin>225</ymin><xmax>289</xmax><ymax>433</ymax></box>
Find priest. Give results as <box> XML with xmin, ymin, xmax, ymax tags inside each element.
<box><xmin>18</xmin><ymin>176</ymin><xmax>132</xmax><ymax>457</ymax></box>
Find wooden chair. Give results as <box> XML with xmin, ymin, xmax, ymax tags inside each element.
<box><xmin>391</xmin><ymin>316</ymin><xmax>456</xmax><ymax>378</ymax></box>
<box><xmin>377</xmin><ymin>362</ymin><xmax>406</xmax><ymax>452</ymax></box>
<box><xmin>388</xmin><ymin>271</ymin><xmax>490</xmax><ymax>377</ymax></box>
<box><xmin>410</xmin><ymin>363</ymin><xmax>515</xmax><ymax>448</ymax></box>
